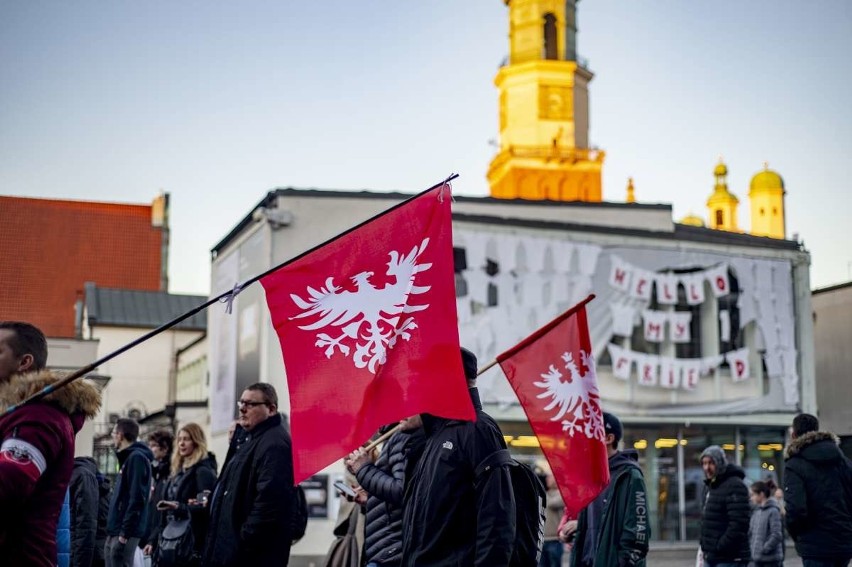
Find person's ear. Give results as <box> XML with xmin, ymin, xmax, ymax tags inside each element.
<box><xmin>605</xmin><ymin>433</ymin><xmax>616</xmax><ymax>448</ymax></box>
<box><xmin>18</xmin><ymin>353</ymin><xmax>35</xmax><ymax>373</ymax></box>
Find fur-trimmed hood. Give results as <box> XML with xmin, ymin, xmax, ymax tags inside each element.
<box><xmin>784</xmin><ymin>430</ymin><xmax>841</xmax><ymax>461</ymax></box>
<box><xmin>0</xmin><ymin>370</ymin><xmax>101</xmax><ymax>424</ymax></box>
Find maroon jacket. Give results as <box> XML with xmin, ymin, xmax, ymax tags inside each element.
<box><xmin>0</xmin><ymin>371</ymin><xmax>101</xmax><ymax>567</ymax></box>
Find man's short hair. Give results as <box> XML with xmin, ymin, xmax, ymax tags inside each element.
<box><xmin>246</xmin><ymin>382</ymin><xmax>278</xmax><ymax>407</ymax></box>
<box><xmin>115</xmin><ymin>418</ymin><xmax>140</xmax><ymax>443</ymax></box>
<box><xmin>147</xmin><ymin>429</ymin><xmax>174</xmax><ymax>452</ymax></box>
<box><xmin>792</xmin><ymin>413</ymin><xmax>819</xmax><ymax>437</ymax></box>
<box><xmin>460</xmin><ymin>348</ymin><xmax>477</xmax><ymax>381</ymax></box>
<box><xmin>0</xmin><ymin>321</ymin><xmax>48</xmax><ymax>371</ymax></box>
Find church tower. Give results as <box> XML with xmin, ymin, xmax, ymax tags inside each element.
<box><xmin>748</xmin><ymin>164</ymin><xmax>786</xmax><ymax>239</ymax></box>
<box><xmin>487</xmin><ymin>0</ymin><xmax>605</xmax><ymax>201</ymax></box>
<box><xmin>706</xmin><ymin>159</ymin><xmax>740</xmax><ymax>232</ymax></box>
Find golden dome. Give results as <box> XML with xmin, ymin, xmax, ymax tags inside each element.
<box><xmin>750</xmin><ymin>164</ymin><xmax>784</xmax><ymax>193</ymax></box>
<box><xmin>680</xmin><ymin>213</ymin><xmax>705</xmax><ymax>227</ymax></box>
<box><xmin>714</xmin><ymin>159</ymin><xmax>728</xmax><ymax>177</ymax></box>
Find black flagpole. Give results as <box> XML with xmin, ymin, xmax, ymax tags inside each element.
<box><xmin>3</xmin><ymin>173</ymin><xmax>459</xmax><ymax>417</ymax></box>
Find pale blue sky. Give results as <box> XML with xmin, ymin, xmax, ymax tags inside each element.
<box><xmin>2</xmin><ymin>1</ymin><xmax>850</xmax><ymax>294</ymax></box>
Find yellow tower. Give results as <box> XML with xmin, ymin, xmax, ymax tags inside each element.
<box><xmin>706</xmin><ymin>159</ymin><xmax>740</xmax><ymax>232</ymax></box>
<box><xmin>488</xmin><ymin>0</ymin><xmax>605</xmax><ymax>201</ymax></box>
<box><xmin>626</xmin><ymin>177</ymin><xmax>636</xmax><ymax>203</ymax></box>
<box><xmin>749</xmin><ymin>163</ymin><xmax>786</xmax><ymax>239</ymax></box>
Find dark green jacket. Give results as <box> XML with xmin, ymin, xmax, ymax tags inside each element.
<box><xmin>571</xmin><ymin>451</ymin><xmax>650</xmax><ymax>567</ymax></box>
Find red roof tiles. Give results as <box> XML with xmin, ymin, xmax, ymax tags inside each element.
<box><xmin>0</xmin><ymin>196</ymin><xmax>164</xmax><ymax>338</ymax></box>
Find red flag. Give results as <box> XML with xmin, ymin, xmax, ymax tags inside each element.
<box><xmin>497</xmin><ymin>295</ymin><xmax>609</xmax><ymax>518</ymax></box>
<box><xmin>260</xmin><ymin>185</ymin><xmax>474</xmax><ymax>483</ymax></box>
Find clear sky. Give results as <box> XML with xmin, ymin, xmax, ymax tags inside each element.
<box><xmin>2</xmin><ymin>1</ymin><xmax>850</xmax><ymax>295</ymax></box>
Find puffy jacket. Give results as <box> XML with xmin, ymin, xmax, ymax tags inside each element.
<box><xmin>571</xmin><ymin>450</ymin><xmax>650</xmax><ymax>567</ymax></box>
<box><xmin>356</xmin><ymin>428</ymin><xmax>425</xmax><ymax>566</ymax></box>
<box><xmin>0</xmin><ymin>371</ymin><xmax>101</xmax><ymax>567</ymax></box>
<box><xmin>203</xmin><ymin>414</ymin><xmax>295</xmax><ymax>567</ymax></box>
<box><xmin>699</xmin><ymin>463</ymin><xmax>751</xmax><ymax>564</ymax></box>
<box><xmin>58</xmin><ymin>490</ymin><xmax>71</xmax><ymax>567</ymax></box>
<box><xmin>784</xmin><ymin>430</ymin><xmax>852</xmax><ymax>559</ymax></box>
<box><xmin>153</xmin><ymin>454</ymin><xmax>217</xmax><ymax>559</ymax></box>
<box><xmin>70</xmin><ymin>457</ymin><xmax>100</xmax><ymax>567</ymax></box>
<box><xmin>106</xmin><ymin>441</ymin><xmax>153</xmax><ymax>538</ymax></box>
<box><xmin>401</xmin><ymin>387</ymin><xmax>516</xmax><ymax>567</ymax></box>
<box><xmin>749</xmin><ymin>497</ymin><xmax>784</xmax><ymax>563</ymax></box>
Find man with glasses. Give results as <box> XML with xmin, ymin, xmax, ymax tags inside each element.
<box><xmin>203</xmin><ymin>382</ymin><xmax>296</xmax><ymax>567</ymax></box>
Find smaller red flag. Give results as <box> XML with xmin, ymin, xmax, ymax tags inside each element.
<box><xmin>497</xmin><ymin>295</ymin><xmax>609</xmax><ymax>518</ymax></box>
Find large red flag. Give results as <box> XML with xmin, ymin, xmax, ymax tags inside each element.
<box><xmin>497</xmin><ymin>295</ymin><xmax>609</xmax><ymax>518</ymax></box>
<box><xmin>260</xmin><ymin>185</ymin><xmax>474</xmax><ymax>483</ymax></box>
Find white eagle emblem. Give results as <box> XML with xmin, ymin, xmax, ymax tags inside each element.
<box><xmin>289</xmin><ymin>238</ymin><xmax>433</xmax><ymax>373</ymax></box>
<box><xmin>534</xmin><ymin>350</ymin><xmax>605</xmax><ymax>441</ymax></box>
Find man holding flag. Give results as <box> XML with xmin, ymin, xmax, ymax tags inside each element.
<box><xmin>561</xmin><ymin>412</ymin><xmax>649</xmax><ymax>567</ymax></box>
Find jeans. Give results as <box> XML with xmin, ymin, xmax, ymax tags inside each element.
<box><xmin>104</xmin><ymin>536</ymin><xmax>140</xmax><ymax>567</ymax></box>
<box><xmin>539</xmin><ymin>540</ymin><xmax>564</xmax><ymax>567</ymax></box>
<box><xmin>802</xmin><ymin>559</ymin><xmax>851</xmax><ymax>567</ymax></box>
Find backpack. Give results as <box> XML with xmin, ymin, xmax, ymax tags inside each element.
<box><xmin>157</xmin><ymin>516</ymin><xmax>196</xmax><ymax>566</ymax></box>
<box><xmin>475</xmin><ymin>449</ymin><xmax>546</xmax><ymax>567</ymax></box>
<box><xmin>291</xmin><ymin>484</ymin><xmax>309</xmax><ymax>544</ymax></box>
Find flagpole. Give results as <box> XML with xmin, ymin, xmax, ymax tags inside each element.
<box><xmin>2</xmin><ymin>174</ymin><xmax>460</xmax><ymax>418</ymax></box>
<box><xmin>362</xmin><ymin>423</ymin><xmax>401</xmax><ymax>452</ymax></box>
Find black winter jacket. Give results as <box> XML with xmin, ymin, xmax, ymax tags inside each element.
<box><xmin>401</xmin><ymin>387</ymin><xmax>516</xmax><ymax>567</ymax></box>
<box><xmin>784</xmin><ymin>431</ymin><xmax>852</xmax><ymax>559</ymax></box>
<box><xmin>202</xmin><ymin>414</ymin><xmax>295</xmax><ymax>567</ymax></box>
<box><xmin>69</xmin><ymin>457</ymin><xmax>99</xmax><ymax>567</ymax></box>
<box><xmin>357</xmin><ymin>428</ymin><xmax>425</xmax><ymax>566</ymax></box>
<box><xmin>152</xmin><ymin>454</ymin><xmax>217</xmax><ymax>560</ymax></box>
<box><xmin>699</xmin><ymin>463</ymin><xmax>751</xmax><ymax>563</ymax></box>
<box><xmin>106</xmin><ymin>442</ymin><xmax>153</xmax><ymax>538</ymax></box>
<box><xmin>142</xmin><ymin>456</ymin><xmax>171</xmax><ymax>548</ymax></box>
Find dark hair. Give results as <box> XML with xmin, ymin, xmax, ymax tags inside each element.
<box><xmin>246</xmin><ymin>382</ymin><xmax>278</xmax><ymax>407</ymax></box>
<box><xmin>115</xmin><ymin>418</ymin><xmax>140</xmax><ymax>443</ymax></box>
<box><xmin>0</xmin><ymin>321</ymin><xmax>48</xmax><ymax>371</ymax></box>
<box><xmin>792</xmin><ymin>413</ymin><xmax>819</xmax><ymax>437</ymax></box>
<box><xmin>751</xmin><ymin>480</ymin><xmax>770</xmax><ymax>498</ymax></box>
<box><xmin>764</xmin><ymin>477</ymin><xmax>778</xmax><ymax>493</ymax></box>
<box><xmin>147</xmin><ymin>429</ymin><xmax>174</xmax><ymax>452</ymax></box>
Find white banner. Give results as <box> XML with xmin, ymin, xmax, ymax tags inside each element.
<box><xmin>682</xmin><ymin>360</ymin><xmax>701</xmax><ymax>390</ymax></box>
<box><xmin>630</xmin><ymin>268</ymin><xmax>654</xmax><ymax>301</ymax></box>
<box><xmin>670</xmin><ymin>311</ymin><xmax>693</xmax><ymax>343</ymax></box>
<box><xmin>706</xmin><ymin>263</ymin><xmax>730</xmax><ymax>298</ymax></box>
<box><xmin>683</xmin><ymin>274</ymin><xmax>706</xmax><ymax>305</ymax></box>
<box><xmin>655</xmin><ymin>273</ymin><xmax>680</xmax><ymax>305</ymax></box>
<box><xmin>659</xmin><ymin>359</ymin><xmax>680</xmax><ymax>389</ymax></box>
<box><xmin>726</xmin><ymin>348</ymin><xmax>750</xmax><ymax>382</ymax></box>
<box><xmin>610</xmin><ymin>303</ymin><xmax>637</xmax><ymax>337</ymax></box>
<box><xmin>637</xmin><ymin>355</ymin><xmax>659</xmax><ymax>386</ymax></box>
<box><xmin>607</xmin><ymin>343</ymin><xmax>634</xmax><ymax>381</ymax></box>
<box><xmin>643</xmin><ymin>310</ymin><xmax>667</xmax><ymax>343</ymax></box>
<box><xmin>608</xmin><ymin>256</ymin><xmax>632</xmax><ymax>293</ymax></box>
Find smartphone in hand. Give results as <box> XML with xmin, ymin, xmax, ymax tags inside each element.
<box><xmin>333</xmin><ymin>480</ymin><xmax>357</xmax><ymax>499</ymax></box>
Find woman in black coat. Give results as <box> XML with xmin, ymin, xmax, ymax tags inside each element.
<box><xmin>143</xmin><ymin>423</ymin><xmax>217</xmax><ymax>566</ymax></box>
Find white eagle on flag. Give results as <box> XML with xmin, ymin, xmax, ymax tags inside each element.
<box><xmin>289</xmin><ymin>238</ymin><xmax>432</xmax><ymax>373</ymax></box>
<box><xmin>534</xmin><ymin>350</ymin><xmax>605</xmax><ymax>441</ymax></box>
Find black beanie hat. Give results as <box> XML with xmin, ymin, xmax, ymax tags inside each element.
<box><xmin>602</xmin><ymin>412</ymin><xmax>623</xmax><ymax>444</ymax></box>
<box><xmin>460</xmin><ymin>347</ymin><xmax>477</xmax><ymax>381</ymax></box>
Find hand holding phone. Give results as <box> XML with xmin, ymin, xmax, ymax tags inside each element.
<box><xmin>333</xmin><ymin>480</ymin><xmax>357</xmax><ymax>499</ymax></box>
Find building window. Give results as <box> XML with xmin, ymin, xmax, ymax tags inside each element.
<box><xmin>715</xmin><ymin>210</ymin><xmax>724</xmax><ymax>227</ymax></box>
<box><xmin>543</xmin><ymin>13</ymin><xmax>558</xmax><ymax>60</ymax></box>
<box><xmin>760</xmin><ymin>207</ymin><xmax>765</xmax><ymax>216</ymax></box>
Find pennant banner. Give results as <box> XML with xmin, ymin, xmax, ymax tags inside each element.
<box><xmin>606</xmin><ymin>256</ymin><xmax>731</xmax><ymax>304</ymax></box>
<box><xmin>497</xmin><ymin>295</ymin><xmax>610</xmax><ymax>519</ymax></box>
<box><xmin>261</xmin><ymin>185</ymin><xmax>475</xmax><ymax>483</ymax></box>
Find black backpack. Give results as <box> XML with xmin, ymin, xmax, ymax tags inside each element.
<box><xmin>291</xmin><ymin>484</ymin><xmax>309</xmax><ymax>544</ymax></box>
<box><xmin>475</xmin><ymin>449</ymin><xmax>546</xmax><ymax>567</ymax></box>
<box><xmin>157</xmin><ymin>516</ymin><xmax>196</xmax><ymax>566</ymax></box>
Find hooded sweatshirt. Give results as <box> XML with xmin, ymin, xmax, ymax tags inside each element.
<box><xmin>0</xmin><ymin>371</ymin><xmax>101</xmax><ymax>567</ymax></box>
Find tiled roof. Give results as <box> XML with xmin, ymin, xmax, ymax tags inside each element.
<box><xmin>84</xmin><ymin>284</ymin><xmax>207</xmax><ymax>330</ymax></box>
<box><xmin>0</xmin><ymin>196</ymin><xmax>164</xmax><ymax>337</ymax></box>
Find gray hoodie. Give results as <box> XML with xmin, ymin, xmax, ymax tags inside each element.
<box><xmin>748</xmin><ymin>497</ymin><xmax>784</xmax><ymax>563</ymax></box>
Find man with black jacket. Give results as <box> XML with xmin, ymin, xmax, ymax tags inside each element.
<box><xmin>346</xmin><ymin>415</ymin><xmax>426</xmax><ymax>567</ymax></box>
<box><xmin>401</xmin><ymin>347</ymin><xmax>516</xmax><ymax>567</ymax></box>
<box><xmin>563</xmin><ymin>412</ymin><xmax>649</xmax><ymax>567</ymax></box>
<box><xmin>105</xmin><ymin>418</ymin><xmax>153</xmax><ymax>567</ymax></box>
<box><xmin>784</xmin><ymin>413</ymin><xmax>852</xmax><ymax>567</ymax></box>
<box><xmin>70</xmin><ymin>457</ymin><xmax>101</xmax><ymax>567</ymax></box>
<box><xmin>699</xmin><ymin>445</ymin><xmax>750</xmax><ymax>567</ymax></box>
<box><xmin>202</xmin><ymin>382</ymin><xmax>295</xmax><ymax>567</ymax></box>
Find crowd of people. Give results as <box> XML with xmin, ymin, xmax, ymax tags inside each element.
<box><xmin>1</xmin><ymin>320</ymin><xmax>851</xmax><ymax>567</ymax></box>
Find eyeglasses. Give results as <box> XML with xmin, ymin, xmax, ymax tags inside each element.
<box><xmin>237</xmin><ymin>400</ymin><xmax>268</xmax><ymax>409</ymax></box>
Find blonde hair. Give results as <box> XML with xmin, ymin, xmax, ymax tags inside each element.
<box><xmin>171</xmin><ymin>423</ymin><xmax>208</xmax><ymax>477</ymax></box>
